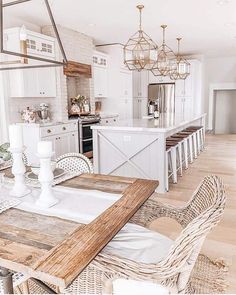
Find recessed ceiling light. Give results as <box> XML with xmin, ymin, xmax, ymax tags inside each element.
<box><xmin>217</xmin><ymin>0</ymin><xmax>230</xmax><ymax>5</ymax></box>
<box><xmin>88</xmin><ymin>23</ymin><xmax>96</xmax><ymax>27</ymax></box>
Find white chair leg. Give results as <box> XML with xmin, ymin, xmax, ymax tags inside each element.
<box><xmin>170</xmin><ymin>147</ymin><xmax>177</xmax><ymax>184</ymax></box>
<box><xmin>200</xmin><ymin>128</ymin><xmax>204</xmax><ymax>150</ymax></box>
<box><xmin>196</xmin><ymin>130</ymin><xmax>201</xmax><ymax>155</ymax></box>
<box><xmin>193</xmin><ymin>133</ymin><xmax>198</xmax><ymax>159</ymax></box>
<box><xmin>183</xmin><ymin>138</ymin><xmax>188</xmax><ymax>169</ymax></box>
<box><xmin>188</xmin><ymin>136</ymin><xmax>194</xmax><ymax>163</ymax></box>
<box><xmin>177</xmin><ymin>143</ymin><xmax>183</xmax><ymax>176</ymax></box>
<box><xmin>165</xmin><ymin>151</ymin><xmax>169</xmax><ymax>192</ymax></box>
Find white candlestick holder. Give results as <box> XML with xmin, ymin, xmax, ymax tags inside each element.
<box><xmin>9</xmin><ymin>147</ymin><xmax>31</xmax><ymax>198</ymax></box>
<box><xmin>36</xmin><ymin>152</ymin><xmax>59</xmax><ymax>208</ymax></box>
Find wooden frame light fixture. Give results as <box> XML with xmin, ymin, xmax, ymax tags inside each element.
<box><xmin>151</xmin><ymin>25</ymin><xmax>177</xmax><ymax>77</ymax></box>
<box><xmin>123</xmin><ymin>5</ymin><xmax>158</xmax><ymax>71</ymax></box>
<box><xmin>170</xmin><ymin>38</ymin><xmax>190</xmax><ymax>80</ymax></box>
<box><xmin>0</xmin><ymin>0</ymin><xmax>67</xmax><ymax>71</ymax></box>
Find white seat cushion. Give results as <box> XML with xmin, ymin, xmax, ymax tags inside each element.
<box><xmin>103</xmin><ymin>223</ymin><xmax>173</xmax><ymax>264</ymax></box>
<box><xmin>112</xmin><ymin>279</ymin><xmax>170</xmax><ymax>295</ymax></box>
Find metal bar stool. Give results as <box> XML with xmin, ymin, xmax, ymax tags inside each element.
<box><xmin>166</xmin><ymin>138</ymin><xmax>183</xmax><ymax>177</ymax></box>
<box><xmin>185</xmin><ymin>126</ymin><xmax>205</xmax><ymax>152</ymax></box>
<box><xmin>177</xmin><ymin>131</ymin><xmax>195</xmax><ymax>163</ymax></box>
<box><xmin>166</xmin><ymin>141</ymin><xmax>179</xmax><ymax>191</ymax></box>
<box><xmin>170</xmin><ymin>133</ymin><xmax>190</xmax><ymax>169</ymax></box>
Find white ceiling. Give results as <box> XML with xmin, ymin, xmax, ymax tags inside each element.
<box><xmin>4</xmin><ymin>0</ymin><xmax>236</xmax><ymax>56</ymax></box>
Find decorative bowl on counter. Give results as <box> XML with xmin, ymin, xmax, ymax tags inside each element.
<box><xmin>31</xmin><ymin>161</ymin><xmax>57</xmax><ymax>176</ymax></box>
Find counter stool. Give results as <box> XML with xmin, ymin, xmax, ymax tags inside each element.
<box><xmin>166</xmin><ymin>138</ymin><xmax>183</xmax><ymax>177</ymax></box>
<box><xmin>179</xmin><ymin>130</ymin><xmax>197</xmax><ymax>160</ymax></box>
<box><xmin>185</xmin><ymin>126</ymin><xmax>205</xmax><ymax>152</ymax></box>
<box><xmin>170</xmin><ymin>133</ymin><xmax>190</xmax><ymax>169</ymax></box>
<box><xmin>166</xmin><ymin>142</ymin><xmax>178</xmax><ymax>191</ymax></box>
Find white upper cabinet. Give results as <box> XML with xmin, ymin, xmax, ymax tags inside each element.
<box><xmin>93</xmin><ymin>66</ymin><xmax>108</xmax><ymax>98</ymax></box>
<box><xmin>175</xmin><ymin>59</ymin><xmax>202</xmax><ymax>117</ymax></box>
<box><xmin>5</xmin><ymin>27</ymin><xmax>57</xmax><ymax>98</ymax></box>
<box><xmin>133</xmin><ymin>71</ymin><xmax>149</xmax><ymax>98</ymax></box>
<box><xmin>9</xmin><ymin>64</ymin><xmax>56</xmax><ymax>98</ymax></box>
<box><xmin>120</xmin><ymin>69</ymin><xmax>132</xmax><ymax>99</ymax></box>
<box><xmin>93</xmin><ymin>51</ymin><xmax>108</xmax><ymax>98</ymax></box>
<box><xmin>148</xmin><ymin>72</ymin><xmax>172</xmax><ymax>84</ymax></box>
<box><xmin>26</xmin><ymin>33</ymin><xmax>55</xmax><ymax>58</ymax></box>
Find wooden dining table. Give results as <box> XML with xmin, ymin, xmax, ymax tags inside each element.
<box><xmin>0</xmin><ymin>172</ymin><xmax>158</xmax><ymax>294</ymax></box>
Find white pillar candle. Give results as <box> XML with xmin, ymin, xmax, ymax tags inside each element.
<box><xmin>9</xmin><ymin>125</ymin><xmax>23</xmax><ymax>150</ymax></box>
<box><xmin>37</xmin><ymin>141</ymin><xmax>53</xmax><ymax>156</ymax></box>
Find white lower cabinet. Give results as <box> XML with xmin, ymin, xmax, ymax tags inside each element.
<box><xmin>21</xmin><ymin>122</ymin><xmax>78</xmax><ymax>164</ymax></box>
<box><xmin>133</xmin><ymin>98</ymin><xmax>148</xmax><ymax>119</ymax></box>
<box><xmin>100</xmin><ymin>116</ymin><xmax>119</xmax><ymax>125</ymax></box>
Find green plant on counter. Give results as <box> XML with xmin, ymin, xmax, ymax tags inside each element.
<box><xmin>0</xmin><ymin>143</ymin><xmax>11</xmax><ymax>161</ymax></box>
<box><xmin>71</xmin><ymin>94</ymin><xmax>86</xmax><ymax>105</ymax></box>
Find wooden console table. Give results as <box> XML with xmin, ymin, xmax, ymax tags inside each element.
<box><xmin>0</xmin><ymin>173</ymin><xmax>158</xmax><ymax>292</ymax></box>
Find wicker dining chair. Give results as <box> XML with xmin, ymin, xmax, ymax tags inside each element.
<box><xmin>56</xmin><ymin>153</ymin><xmax>93</xmax><ymax>174</ymax></box>
<box><xmin>62</xmin><ymin>175</ymin><xmax>226</xmax><ymax>294</ymax></box>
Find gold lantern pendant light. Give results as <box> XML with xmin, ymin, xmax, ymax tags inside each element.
<box><xmin>123</xmin><ymin>5</ymin><xmax>158</xmax><ymax>71</ymax></box>
<box><xmin>170</xmin><ymin>38</ymin><xmax>190</xmax><ymax>80</ymax></box>
<box><xmin>151</xmin><ymin>25</ymin><xmax>177</xmax><ymax>77</ymax></box>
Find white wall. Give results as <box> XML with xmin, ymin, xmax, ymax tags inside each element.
<box><xmin>215</xmin><ymin>90</ymin><xmax>236</xmax><ymax>134</ymax></box>
<box><xmin>204</xmin><ymin>55</ymin><xmax>236</xmax><ymax>127</ymax></box>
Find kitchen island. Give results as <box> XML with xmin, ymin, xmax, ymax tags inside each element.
<box><xmin>92</xmin><ymin>113</ymin><xmax>206</xmax><ymax>193</ymax></box>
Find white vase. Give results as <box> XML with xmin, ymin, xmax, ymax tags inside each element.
<box><xmin>9</xmin><ymin>147</ymin><xmax>31</xmax><ymax>198</ymax></box>
<box><xmin>36</xmin><ymin>153</ymin><xmax>59</xmax><ymax>208</ymax></box>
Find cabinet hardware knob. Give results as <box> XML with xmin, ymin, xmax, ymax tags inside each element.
<box><xmin>114</xmin><ymin>119</ymin><xmax>116</xmax><ymax>122</ymax></box>
<box><xmin>47</xmin><ymin>129</ymin><xmax>51</xmax><ymax>133</ymax></box>
<box><xmin>106</xmin><ymin>120</ymin><xmax>108</xmax><ymax>123</ymax></box>
<box><xmin>63</xmin><ymin>127</ymin><xmax>66</xmax><ymax>131</ymax></box>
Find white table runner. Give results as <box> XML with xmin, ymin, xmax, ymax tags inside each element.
<box><xmin>16</xmin><ymin>185</ymin><xmax>121</xmax><ymax>224</ymax></box>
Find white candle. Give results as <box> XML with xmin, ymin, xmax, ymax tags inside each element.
<box><xmin>9</xmin><ymin>125</ymin><xmax>23</xmax><ymax>149</ymax></box>
<box><xmin>37</xmin><ymin>141</ymin><xmax>52</xmax><ymax>156</ymax></box>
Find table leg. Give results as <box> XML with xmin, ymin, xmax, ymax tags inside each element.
<box><xmin>0</xmin><ymin>267</ymin><xmax>14</xmax><ymax>294</ymax></box>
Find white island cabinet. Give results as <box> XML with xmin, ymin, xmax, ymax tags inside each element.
<box><xmin>92</xmin><ymin>113</ymin><xmax>206</xmax><ymax>193</ymax></box>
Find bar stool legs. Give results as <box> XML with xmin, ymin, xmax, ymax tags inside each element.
<box><xmin>183</xmin><ymin>138</ymin><xmax>189</xmax><ymax>169</ymax></box>
<box><xmin>193</xmin><ymin>133</ymin><xmax>198</xmax><ymax>159</ymax></box>
<box><xmin>170</xmin><ymin>147</ymin><xmax>177</xmax><ymax>184</ymax></box>
<box><xmin>177</xmin><ymin>143</ymin><xmax>183</xmax><ymax>176</ymax></box>
<box><xmin>166</xmin><ymin>125</ymin><xmax>205</xmax><ymax>191</ymax></box>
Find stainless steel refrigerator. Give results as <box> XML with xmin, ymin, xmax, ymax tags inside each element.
<box><xmin>148</xmin><ymin>83</ymin><xmax>175</xmax><ymax>115</ymax></box>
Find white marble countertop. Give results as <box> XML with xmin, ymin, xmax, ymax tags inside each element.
<box><xmin>17</xmin><ymin>121</ymin><xmax>74</xmax><ymax>127</ymax></box>
<box><xmin>99</xmin><ymin>112</ymin><xmax>119</xmax><ymax>119</ymax></box>
<box><xmin>92</xmin><ymin>113</ymin><xmax>206</xmax><ymax>133</ymax></box>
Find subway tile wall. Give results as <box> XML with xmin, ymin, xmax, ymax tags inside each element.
<box><xmin>8</xmin><ymin>25</ymin><xmax>95</xmax><ymax>123</ymax></box>
<box><xmin>42</xmin><ymin>25</ymin><xmax>95</xmax><ymax>121</ymax></box>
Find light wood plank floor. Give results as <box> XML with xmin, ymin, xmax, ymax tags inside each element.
<box><xmin>152</xmin><ymin>134</ymin><xmax>236</xmax><ymax>293</ymax></box>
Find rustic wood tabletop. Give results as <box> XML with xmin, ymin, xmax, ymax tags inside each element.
<box><xmin>0</xmin><ymin>173</ymin><xmax>159</xmax><ymax>291</ymax></box>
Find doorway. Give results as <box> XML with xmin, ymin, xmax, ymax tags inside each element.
<box><xmin>214</xmin><ymin>90</ymin><xmax>236</xmax><ymax>134</ymax></box>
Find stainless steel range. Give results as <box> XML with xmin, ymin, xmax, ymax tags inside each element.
<box><xmin>70</xmin><ymin>114</ymin><xmax>100</xmax><ymax>158</ymax></box>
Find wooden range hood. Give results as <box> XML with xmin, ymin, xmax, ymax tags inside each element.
<box><xmin>64</xmin><ymin>61</ymin><xmax>92</xmax><ymax>78</ymax></box>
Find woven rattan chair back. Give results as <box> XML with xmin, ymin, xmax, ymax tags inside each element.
<box><xmin>56</xmin><ymin>153</ymin><xmax>93</xmax><ymax>174</ymax></box>
<box><xmin>91</xmin><ymin>175</ymin><xmax>226</xmax><ymax>294</ymax></box>
<box><xmin>180</xmin><ymin>175</ymin><xmax>226</xmax><ymax>227</ymax></box>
